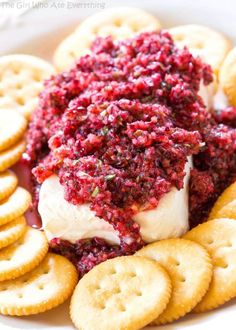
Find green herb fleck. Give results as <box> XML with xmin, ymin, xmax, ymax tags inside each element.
<box><xmin>105</xmin><ymin>174</ymin><xmax>116</xmax><ymax>181</ymax></box>
<box><xmin>101</xmin><ymin>127</ymin><xmax>109</xmax><ymax>135</ymax></box>
<box><xmin>72</xmin><ymin>159</ymin><xmax>80</xmax><ymax>166</ymax></box>
<box><xmin>141</xmin><ymin>95</ymin><xmax>153</xmax><ymax>103</ymax></box>
<box><xmin>100</xmin><ymin>102</ymin><xmax>108</xmax><ymax>110</ymax></box>
<box><xmin>136</xmin><ymin>175</ymin><xmax>140</xmax><ymax>183</ymax></box>
<box><xmin>92</xmin><ymin>186</ymin><xmax>100</xmax><ymax>197</ymax></box>
<box><xmin>100</xmin><ymin>110</ymin><xmax>107</xmax><ymax>117</ymax></box>
<box><xmin>97</xmin><ymin>159</ymin><xmax>103</xmax><ymax>168</ymax></box>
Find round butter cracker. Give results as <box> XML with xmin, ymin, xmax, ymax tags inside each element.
<box><xmin>54</xmin><ymin>7</ymin><xmax>161</xmax><ymax>71</ymax></box>
<box><xmin>0</xmin><ymin>55</ymin><xmax>55</xmax><ymax>119</ymax></box>
<box><xmin>0</xmin><ymin>216</ymin><xmax>26</xmax><ymax>250</ymax></box>
<box><xmin>184</xmin><ymin>218</ymin><xmax>236</xmax><ymax>312</ymax></box>
<box><xmin>136</xmin><ymin>238</ymin><xmax>213</xmax><ymax>324</ymax></box>
<box><xmin>53</xmin><ymin>33</ymin><xmax>90</xmax><ymax>72</ymax></box>
<box><xmin>70</xmin><ymin>255</ymin><xmax>171</xmax><ymax>330</ymax></box>
<box><xmin>0</xmin><ymin>109</ymin><xmax>27</xmax><ymax>152</ymax></box>
<box><xmin>208</xmin><ymin>181</ymin><xmax>236</xmax><ymax>220</ymax></box>
<box><xmin>219</xmin><ymin>47</ymin><xmax>236</xmax><ymax>106</ymax></box>
<box><xmin>0</xmin><ymin>253</ymin><xmax>78</xmax><ymax>316</ymax></box>
<box><xmin>0</xmin><ymin>227</ymin><xmax>48</xmax><ymax>281</ymax></box>
<box><xmin>0</xmin><ymin>187</ymin><xmax>31</xmax><ymax>226</ymax></box>
<box><xmin>0</xmin><ymin>170</ymin><xmax>17</xmax><ymax>202</ymax></box>
<box><xmin>169</xmin><ymin>24</ymin><xmax>232</xmax><ymax>75</ymax></box>
<box><xmin>0</xmin><ymin>139</ymin><xmax>26</xmax><ymax>172</ymax></box>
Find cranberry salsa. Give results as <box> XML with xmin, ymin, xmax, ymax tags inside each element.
<box><xmin>25</xmin><ymin>31</ymin><xmax>236</xmax><ymax>275</ymax></box>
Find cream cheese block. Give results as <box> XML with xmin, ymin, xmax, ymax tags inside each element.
<box><xmin>38</xmin><ymin>161</ymin><xmax>191</xmax><ymax>245</ymax></box>
<box><xmin>199</xmin><ymin>81</ymin><xmax>228</xmax><ymax>111</ymax></box>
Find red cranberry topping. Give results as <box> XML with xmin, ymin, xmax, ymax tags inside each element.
<box><xmin>26</xmin><ymin>31</ymin><xmax>235</xmax><ymax>274</ymax></box>
<box><xmin>50</xmin><ymin>237</ymin><xmax>123</xmax><ymax>276</ymax></box>
<box><xmin>190</xmin><ymin>124</ymin><xmax>236</xmax><ymax>226</ymax></box>
<box><xmin>214</xmin><ymin>106</ymin><xmax>236</xmax><ymax>128</ymax></box>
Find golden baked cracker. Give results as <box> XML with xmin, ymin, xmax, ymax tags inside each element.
<box><xmin>0</xmin><ymin>216</ymin><xmax>26</xmax><ymax>250</ymax></box>
<box><xmin>53</xmin><ymin>33</ymin><xmax>90</xmax><ymax>73</ymax></box>
<box><xmin>0</xmin><ymin>227</ymin><xmax>48</xmax><ymax>281</ymax></box>
<box><xmin>70</xmin><ymin>255</ymin><xmax>171</xmax><ymax>330</ymax></box>
<box><xmin>0</xmin><ymin>253</ymin><xmax>78</xmax><ymax>316</ymax></box>
<box><xmin>0</xmin><ymin>170</ymin><xmax>18</xmax><ymax>201</ymax></box>
<box><xmin>0</xmin><ymin>187</ymin><xmax>31</xmax><ymax>226</ymax></box>
<box><xmin>184</xmin><ymin>218</ymin><xmax>236</xmax><ymax>312</ymax></box>
<box><xmin>0</xmin><ymin>139</ymin><xmax>26</xmax><ymax>172</ymax></box>
<box><xmin>0</xmin><ymin>109</ymin><xmax>27</xmax><ymax>152</ymax></box>
<box><xmin>0</xmin><ymin>55</ymin><xmax>55</xmax><ymax>119</ymax></box>
<box><xmin>212</xmin><ymin>200</ymin><xmax>236</xmax><ymax>220</ymax></box>
<box><xmin>136</xmin><ymin>238</ymin><xmax>212</xmax><ymax>324</ymax></box>
<box><xmin>76</xmin><ymin>7</ymin><xmax>161</xmax><ymax>39</ymax></box>
<box><xmin>169</xmin><ymin>24</ymin><xmax>232</xmax><ymax>75</ymax></box>
<box><xmin>208</xmin><ymin>181</ymin><xmax>236</xmax><ymax>220</ymax></box>
<box><xmin>54</xmin><ymin>7</ymin><xmax>161</xmax><ymax>71</ymax></box>
<box><xmin>219</xmin><ymin>47</ymin><xmax>236</xmax><ymax>106</ymax></box>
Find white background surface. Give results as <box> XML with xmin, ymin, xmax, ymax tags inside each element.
<box><xmin>0</xmin><ymin>0</ymin><xmax>236</xmax><ymax>329</ymax></box>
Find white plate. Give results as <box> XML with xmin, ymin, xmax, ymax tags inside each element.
<box><xmin>0</xmin><ymin>0</ymin><xmax>236</xmax><ymax>329</ymax></box>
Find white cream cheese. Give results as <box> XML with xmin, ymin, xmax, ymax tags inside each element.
<box><xmin>198</xmin><ymin>81</ymin><xmax>215</xmax><ymax>110</ymax></box>
<box><xmin>213</xmin><ymin>87</ymin><xmax>229</xmax><ymax>110</ymax></box>
<box><xmin>38</xmin><ymin>175</ymin><xmax>120</xmax><ymax>245</ymax></box>
<box><xmin>198</xmin><ymin>81</ymin><xmax>228</xmax><ymax>111</ymax></box>
<box><xmin>38</xmin><ymin>160</ymin><xmax>191</xmax><ymax>245</ymax></box>
<box><xmin>133</xmin><ymin>160</ymin><xmax>190</xmax><ymax>242</ymax></box>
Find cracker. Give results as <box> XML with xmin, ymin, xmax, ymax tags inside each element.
<box><xmin>54</xmin><ymin>7</ymin><xmax>161</xmax><ymax>71</ymax></box>
<box><xmin>219</xmin><ymin>47</ymin><xmax>236</xmax><ymax>106</ymax></box>
<box><xmin>0</xmin><ymin>187</ymin><xmax>31</xmax><ymax>226</ymax></box>
<box><xmin>0</xmin><ymin>109</ymin><xmax>27</xmax><ymax>152</ymax></box>
<box><xmin>136</xmin><ymin>238</ymin><xmax>212</xmax><ymax>324</ymax></box>
<box><xmin>70</xmin><ymin>255</ymin><xmax>171</xmax><ymax>330</ymax></box>
<box><xmin>0</xmin><ymin>216</ymin><xmax>26</xmax><ymax>250</ymax></box>
<box><xmin>184</xmin><ymin>218</ymin><xmax>236</xmax><ymax>312</ymax></box>
<box><xmin>0</xmin><ymin>170</ymin><xmax>18</xmax><ymax>201</ymax></box>
<box><xmin>0</xmin><ymin>253</ymin><xmax>78</xmax><ymax>316</ymax></box>
<box><xmin>0</xmin><ymin>55</ymin><xmax>55</xmax><ymax>119</ymax></box>
<box><xmin>169</xmin><ymin>24</ymin><xmax>232</xmax><ymax>75</ymax></box>
<box><xmin>0</xmin><ymin>227</ymin><xmax>48</xmax><ymax>281</ymax></box>
<box><xmin>208</xmin><ymin>181</ymin><xmax>236</xmax><ymax>220</ymax></box>
<box><xmin>0</xmin><ymin>139</ymin><xmax>26</xmax><ymax>172</ymax></box>
<box><xmin>53</xmin><ymin>32</ymin><xmax>91</xmax><ymax>72</ymax></box>
<box><xmin>212</xmin><ymin>200</ymin><xmax>236</xmax><ymax>220</ymax></box>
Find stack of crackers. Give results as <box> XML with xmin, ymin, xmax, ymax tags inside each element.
<box><xmin>0</xmin><ymin>54</ymin><xmax>78</xmax><ymax>316</ymax></box>
<box><xmin>0</xmin><ymin>164</ymin><xmax>77</xmax><ymax>316</ymax></box>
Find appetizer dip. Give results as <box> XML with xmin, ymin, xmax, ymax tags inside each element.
<box><xmin>25</xmin><ymin>32</ymin><xmax>236</xmax><ymax>275</ymax></box>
